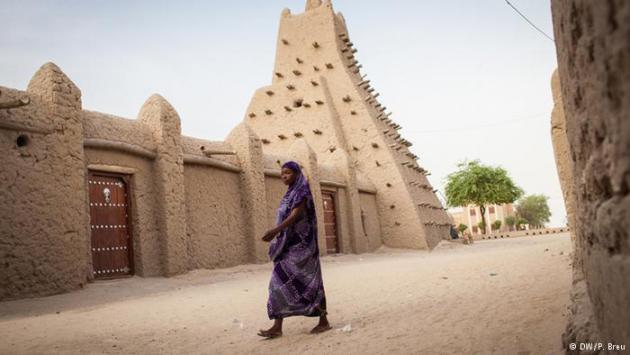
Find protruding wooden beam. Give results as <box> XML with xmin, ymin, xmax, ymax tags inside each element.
<box><xmin>201</xmin><ymin>147</ymin><xmax>236</xmax><ymax>156</ymax></box>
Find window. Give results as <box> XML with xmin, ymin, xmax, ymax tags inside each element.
<box><xmin>472</xmin><ymin>226</ymin><xmax>478</xmax><ymax>234</ymax></box>
<box><xmin>470</xmin><ymin>209</ymin><xmax>476</xmax><ymax>216</ymax></box>
<box><xmin>489</xmin><ymin>206</ymin><xmax>495</xmax><ymax>214</ymax></box>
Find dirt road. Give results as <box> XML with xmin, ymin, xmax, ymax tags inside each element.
<box><xmin>0</xmin><ymin>234</ymin><xmax>572</xmax><ymax>354</ymax></box>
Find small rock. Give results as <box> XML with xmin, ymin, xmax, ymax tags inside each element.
<box><xmin>559</xmin><ymin>251</ymin><xmax>564</xmax><ymax>255</ymax></box>
<box><xmin>489</xmin><ymin>273</ymin><xmax>498</xmax><ymax>276</ymax></box>
<box><xmin>544</xmin><ymin>248</ymin><xmax>549</xmax><ymax>252</ymax></box>
<box><xmin>441</xmin><ymin>276</ymin><xmax>448</xmax><ymax>280</ymax></box>
<box><xmin>233</xmin><ymin>318</ymin><xmax>239</xmax><ymax>323</ymax></box>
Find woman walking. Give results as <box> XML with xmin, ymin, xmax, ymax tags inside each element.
<box><xmin>257</xmin><ymin>161</ymin><xmax>331</xmax><ymax>338</ymax></box>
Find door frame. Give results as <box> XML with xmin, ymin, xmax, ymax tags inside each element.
<box><xmin>321</xmin><ymin>189</ymin><xmax>341</xmax><ymax>254</ymax></box>
<box><xmin>87</xmin><ymin>169</ymin><xmax>136</xmax><ymax>278</ymax></box>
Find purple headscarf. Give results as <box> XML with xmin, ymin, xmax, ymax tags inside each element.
<box><xmin>268</xmin><ymin>161</ymin><xmax>317</xmax><ymax>261</ymax></box>
<box><xmin>278</xmin><ymin>161</ymin><xmax>313</xmax><ymax>219</ymax></box>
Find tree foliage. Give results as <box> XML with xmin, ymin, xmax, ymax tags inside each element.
<box><xmin>492</xmin><ymin>220</ymin><xmax>502</xmax><ymax>231</ymax></box>
<box><xmin>516</xmin><ymin>194</ymin><xmax>551</xmax><ymax>229</ymax></box>
<box><xmin>445</xmin><ymin>160</ymin><xmax>523</xmax><ymax>234</ymax></box>
<box><xmin>505</xmin><ymin>216</ymin><xmax>516</xmax><ymax>231</ymax></box>
<box><xmin>457</xmin><ymin>224</ymin><xmax>468</xmax><ymax>234</ymax></box>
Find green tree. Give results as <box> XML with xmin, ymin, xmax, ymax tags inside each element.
<box><xmin>516</xmin><ymin>194</ymin><xmax>551</xmax><ymax>229</ymax></box>
<box><xmin>445</xmin><ymin>160</ymin><xmax>523</xmax><ymax>234</ymax></box>
<box><xmin>516</xmin><ymin>218</ymin><xmax>528</xmax><ymax>230</ymax></box>
<box><xmin>477</xmin><ymin>220</ymin><xmax>486</xmax><ymax>233</ymax></box>
<box><xmin>457</xmin><ymin>223</ymin><xmax>468</xmax><ymax>236</ymax></box>
<box><xmin>492</xmin><ymin>220</ymin><xmax>502</xmax><ymax>231</ymax></box>
<box><xmin>505</xmin><ymin>215</ymin><xmax>516</xmax><ymax>231</ymax></box>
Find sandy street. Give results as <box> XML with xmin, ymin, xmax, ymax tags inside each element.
<box><xmin>0</xmin><ymin>234</ymin><xmax>572</xmax><ymax>355</ymax></box>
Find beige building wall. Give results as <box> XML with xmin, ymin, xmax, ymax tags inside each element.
<box><xmin>551</xmin><ymin>0</ymin><xmax>630</xmax><ymax>348</ymax></box>
<box><xmin>184</xmin><ymin>165</ymin><xmax>248</xmax><ymax>270</ymax></box>
<box><xmin>450</xmin><ymin>203</ymin><xmax>516</xmax><ymax>235</ymax></box>
<box><xmin>0</xmin><ymin>64</ymin><xmax>90</xmax><ymax>300</ymax></box>
<box><xmin>359</xmin><ymin>192</ymin><xmax>384</xmax><ymax>251</ymax></box>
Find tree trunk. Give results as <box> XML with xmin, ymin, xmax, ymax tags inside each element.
<box><xmin>480</xmin><ymin>205</ymin><xmax>487</xmax><ymax>235</ymax></box>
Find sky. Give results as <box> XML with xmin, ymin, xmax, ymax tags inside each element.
<box><xmin>0</xmin><ymin>0</ymin><xmax>567</xmax><ymax>226</ymax></box>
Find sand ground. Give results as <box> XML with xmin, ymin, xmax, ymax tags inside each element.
<box><xmin>0</xmin><ymin>233</ymin><xmax>572</xmax><ymax>355</ymax></box>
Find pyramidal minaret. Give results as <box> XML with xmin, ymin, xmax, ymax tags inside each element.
<box><xmin>242</xmin><ymin>0</ymin><xmax>450</xmax><ymax>250</ymax></box>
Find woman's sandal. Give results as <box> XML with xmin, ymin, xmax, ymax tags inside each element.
<box><xmin>257</xmin><ymin>329</ymin><xmax>283</xmax><ymax>339</ymax></box>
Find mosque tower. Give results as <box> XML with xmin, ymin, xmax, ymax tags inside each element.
<box><xmin>242</xmin><ymin>0</ymin><xmax>450</xmax><ymax>249</ymax></box>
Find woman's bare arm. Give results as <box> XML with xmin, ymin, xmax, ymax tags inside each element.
<box><xmin>262</xmin><ymin>200</ymin><xmax>306</xmax><ymax>242</ymax></box>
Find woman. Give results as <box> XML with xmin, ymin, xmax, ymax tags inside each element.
<box><xmin>257</xmin><ymin>161</ymin><xmax>331</xmax><ymax>338</ymax></box>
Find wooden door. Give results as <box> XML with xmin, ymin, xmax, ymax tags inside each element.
<box><xmin>322</xmin><ymin>191</ymin><xmax>339</xmax><ymax>254</ymax></box>
<box><xmin>88</xmin><ymin>171</ymin><xmax>134</xmax><ymax>279</ymax></box>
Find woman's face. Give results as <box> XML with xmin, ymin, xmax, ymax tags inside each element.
<box><xmin>281</xmin><ymin>167</ymin><xmax>297</xmax><ymax>186</ymax></box>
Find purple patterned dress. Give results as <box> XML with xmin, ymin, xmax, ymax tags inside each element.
<box><xmin>267</xmin><ymin>161</ymin><xmax>327</xmax><ymax>319</ymax></box>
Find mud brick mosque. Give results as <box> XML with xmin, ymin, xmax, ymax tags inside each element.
<box><xmin>0</xmin><ymin>0</ymin><xmax>450</xmax><ymax>300</ymax></box>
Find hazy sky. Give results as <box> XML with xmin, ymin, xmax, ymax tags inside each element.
<box><xmin>0</xmin><ymin>0</ymin><xmax>567</xmax><ymax>226</ymax></box>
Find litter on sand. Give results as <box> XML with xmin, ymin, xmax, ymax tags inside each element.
<box><xmin>338</xmin><ymin>324</ymin><xmax>352</xmax><ymax>332</ymax></box>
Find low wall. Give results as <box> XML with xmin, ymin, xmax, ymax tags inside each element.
<box><xmin>474</xmin><ymin>227</ymin><xmax>570</xmax><ymax>240</ymax></box>
<box><xmin>184</xmin><ymin>164</ymin><xmax>248</xmax><ymax>270</ymax></box>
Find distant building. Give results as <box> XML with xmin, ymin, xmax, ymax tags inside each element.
<box><xmin>449</xmin><ymin>203</ymin><xmax>517</xmax><ymax>235</ymax></box>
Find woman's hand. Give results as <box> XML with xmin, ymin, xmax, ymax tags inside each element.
<box><xmin>262</xmin><ymin>200</ymin><xmax>306</xmax><ymax>242</ymax></box>
<box><xmin>262</xmin><ymin>228</ymin><xmax>280</xmax><ymax>242</ymax></box>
